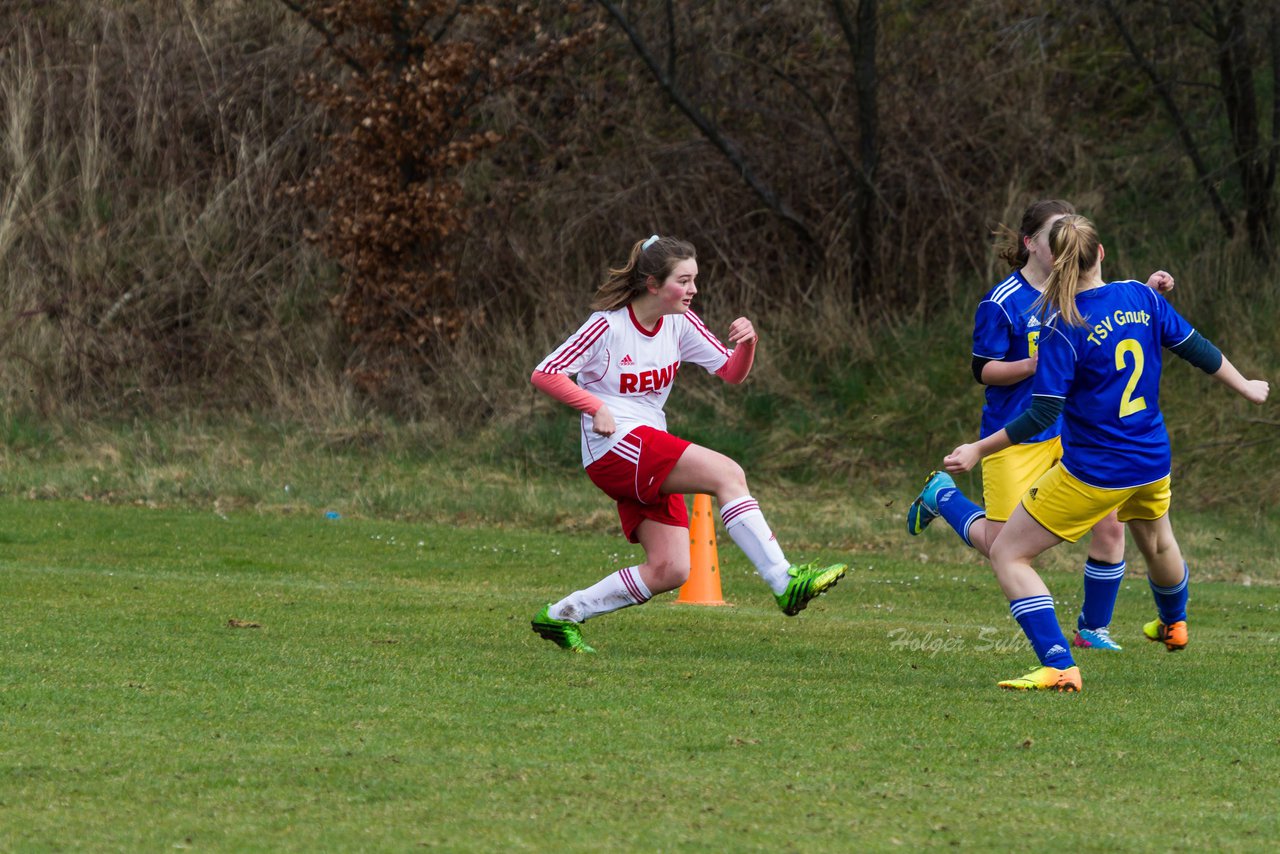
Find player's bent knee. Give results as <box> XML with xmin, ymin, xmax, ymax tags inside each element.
<box><xmin>645</xmin><ymin>559</ymin><xmax>690</xmax><ymax>591</ymax></box>
<box><xmin>672</xmin><ymin>563</ymin><xmax>691</xmax><ymax>587</ymax></box>
<box><xmin>719</xmin><ymin>458</ymin><xmax>748</xmax><ymax>493</ymax></box>
<box><xmin>1091</xmin><ymin>517</ymin><xmax>1125</xmax><ymax>548</ymax></box>
<box><xmin>989</xmin><ymin>541</ymin><xmax>1036</xmax><ymax>573</ymax></box>
<box><xmin>988</xmin><ymin>538</ymin><xmax>1014</xmax><ymax>566</ymax></box>
<box><xmin>1126</xmin><ymin>519</ymin><xmax>1170</xmax><ymax>556</ymax></box>
<box><xmin>1089</xmin><ymin>529</ymin><xmax>1125</xmax><ymax>563</ymax></box>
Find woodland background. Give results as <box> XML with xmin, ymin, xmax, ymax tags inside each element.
<box><xmin>1</xmin><ymin>1</ymin><xmax>1277</xmax><ymax>504</ymax></box>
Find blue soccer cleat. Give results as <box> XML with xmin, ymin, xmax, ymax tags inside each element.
<box><xmin>906</xmin><ymin>470</ymin><xmax>955</xmax><ymax>535</ymax></box>
<box><xmin>1073</xmin><ymin>626</ymin><xmax>1123</xmax><ymax>652</ymax></box>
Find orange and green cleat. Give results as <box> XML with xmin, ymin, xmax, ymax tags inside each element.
<box><xmin>775</xmin><ymin>563</ymin><xmax>848</xmax><ymax>616</ymax></box>
<box><xmin>531</xmin><ymin>604</ymin><xmax>596</xmax><ymax>653</ymax></box>
<box><xmin>997</xmin><ymin>665</ymin><xmax>1082</xmax><ymax>692</ymax></box>
<box><xmin>1142</xmin><ymin>618</ymin><xmax>1188</xmax><ymax>651</ymax></box>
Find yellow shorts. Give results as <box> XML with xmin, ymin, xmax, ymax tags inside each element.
<box><xmin>1021</xmin><ymin>464</ymin><xmax>1172</xmax><ymax>543</ymax></box>
<box><xmin>981</xmin><ymin>437</ymin><xmax>1062</xmax><ymax>522</ymax></box>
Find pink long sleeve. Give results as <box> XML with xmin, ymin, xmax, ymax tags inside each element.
<box><xmin>531</xmin><ymin>370</ymin><xmax>604</xmax><ymax>415</ymax></box>
<box><xmin>714</xmin><ymin>339</ymin><xmax>756</xmax><ymax>384</ymax></box>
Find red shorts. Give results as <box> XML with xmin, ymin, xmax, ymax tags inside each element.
<box><xmin>586</xmin><ymin>426</ymin><xmax>691</xmax><ymax>543</ymax></box>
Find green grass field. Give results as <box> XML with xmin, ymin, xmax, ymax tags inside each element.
<box><xmin>2</xmin><ymin>498</ymin><xmax>1277</xmax><ymax>850</ymax></box>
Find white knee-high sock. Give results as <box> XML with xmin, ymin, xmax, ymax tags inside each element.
<box><xmin>720</xmin><ymin>495</ymin><xmax>791</xmax><ymax>594</ymax></box>
<box><xmin>549</xmin><ymin>566</ymin><xmax>652</xmax><ymax>623</ymax></box>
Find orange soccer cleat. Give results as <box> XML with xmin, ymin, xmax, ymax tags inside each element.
<box><xmin>997</xmin><ymin>665</ymin><xmax>1082</xmax><ymax>693</ymax></box>
<box><xmin>1142</xmin><ymin>618</ymin><xmax>1188</xmax><ymax>651</ymax></box>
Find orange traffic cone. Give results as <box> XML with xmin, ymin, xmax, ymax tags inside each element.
<box><xmin>676</xmin><ymin>493</ymin><xmax>729</xmax><ymax>605</ymax></box>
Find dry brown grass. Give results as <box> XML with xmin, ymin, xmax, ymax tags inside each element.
<box><xmin>1</xmin><ymin>3</ymin><xmax>335</xmax><ymax>416</ymax></box>
<box><xmin>0</xmin><ymin>0</ymin><xmax>1274</xmax><ymax>456</ymax></box>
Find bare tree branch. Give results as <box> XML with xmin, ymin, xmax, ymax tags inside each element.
<box><xmin>1098</xmin><ymin>0</ymin><xmax>1236</xmax><ymax>238</ymax></box>
<box><xmin>830</xmin><ymin>0</ymin><xmax>879</xmax><ymax>290</ymax></box>
<box><xmin>756</xmin><ymin>61</ymin><xmax>860</xmax><ymax>180</ymax></box>
<box><xmin>664</xmin><ymin>0</ymin><xmax>676</xmax><ymax>82</ymax></box>
<box><xmin>852</xmin><ymin>0</ymin><xmax>878</xmax><ymax>191</ymax></box>
<box><xmin>277</xmin><ymin>0</ymin><xmax>367</xmax><ymax>76</ymax></box>
<box><xmin>1213</xmin><ymin>0</ymin><xmax>1273</xmax><ymax>258</ymax></box>
<box><xmin>596</xmin><ymin>0</ymin><xmax>817</xmax><ymax>250</ymax></box>
<box><xmin>432</xmin><ymin>3</ymin><xmax>465</xmax><ymax>44</ymax></box>
<box><xmin>1267</xmin><ymin>3</ymin><xmax>1279</xmax><ymax>200</ymax></box>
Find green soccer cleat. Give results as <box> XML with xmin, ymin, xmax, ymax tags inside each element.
<box><xmin>1142</xmin><ymin>618</ymin><xmax>1187</xmax><ymax>651</ymax></box>
<box><xmin>906</xmin><ymin>470</ymin><xmax>956</xmax><ymax>535</ymax></box>
<box><xmin>775</xmin><ymin>563</ymin><xmax>848</xmax><ymax>616</ymax></box>
<box><xmin>531</xmin><ymin>604</ymin><xmax>596</xmax><ymax>653</ymax></box>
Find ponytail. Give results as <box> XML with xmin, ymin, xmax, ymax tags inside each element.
<box><xmin>1034</xmin><ymin>214</ymin><xmax>1100</xmax><ymax>327</ymax></box>
<box><xmin>591</xmin><ymin>235</ymin><xmax>697</xmax><ymax>311</ymax></box>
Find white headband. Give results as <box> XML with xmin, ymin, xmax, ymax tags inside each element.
<box><xmin>641</xmin><ymin>234</ymin><xmax>660</xmax><ymax>250</ymax></box>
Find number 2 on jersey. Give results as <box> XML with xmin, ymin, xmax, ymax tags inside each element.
<box><xmin>1115</xmin><ymin>339</ymin><xmax>1147</xmax><ymax>417</ymax></box>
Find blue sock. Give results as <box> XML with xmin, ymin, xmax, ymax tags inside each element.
<box><xmin>1010</xmin><ymin>595</ymin><xmax>1075</xmax><ymax>669</ymax></box>
<box><xmin>1149</xmin><ymin>564</ymin><xmax>1189</xmax><ymax>624</ymax></box>
<box><xmin>1078</xmin><ymin>558</ymin><xmax>1126</xmax><ymax>630</ymax></box>
<box><xmin>935</xmin><ymin>486</ymin><xmax>984</xmax><ymax>549</ymax></box>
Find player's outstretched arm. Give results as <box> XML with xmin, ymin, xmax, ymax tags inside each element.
<box><xmin>589</xmin><ymin>404</ymin><xmax>616</xmax><ymax>435</ymax></box>
<box><xmin>530</xmin><ymin>370</ymin><xmax>605</xmax><ymax>414</ymax></box>
<box><xmin>945</xmin><ymin>392</ymin><xmax>1060</xmax><ymax>474</ymax></box>
<box><xmin>979</xmin><ymin>355</ymin><xmax>1037</xmax><ymax>386</ymax></box>
<box><xmin>944</xmin><ymin>430</ymin><xmax>1011</xmax><ymax>474</ymax></box>
<box><xmin>1146</xmin><ymin>270</ymin><xmax>1175</xmax><ymax>293</ymax></box>
<box><xmin>530</xmin><ymin>370</ymin><xmax>617</xmax><ymax>435</ymax></box>
<box><xmin>725</xmin><ymin>316</ymin><xmax>758</xmax><ymax>347</ymax></box>
<box><xmin>715</xmin><ymin>316</ymin><xmax>758</xmax><ymax>385</ymax></box>
<box><xmin>1211</xmin><ymin>356</ymin><xmax>1270</xmax><ymax>404</ymax></box>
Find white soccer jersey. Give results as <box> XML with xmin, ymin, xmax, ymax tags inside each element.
<box><xmin>536</xmin><ymin>304</ymin><xmax>732</xmax><ymax>466</ymax></box>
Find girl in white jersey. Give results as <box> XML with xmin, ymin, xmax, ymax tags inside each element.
<box><xmin>530</xmin><ymin>235</ymin><xmax>847</xmax><ymax>653</ymax></box>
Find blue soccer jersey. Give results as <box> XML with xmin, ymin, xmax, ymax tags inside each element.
<box><xmin>973</xmin><ymin>271</ymin><xmax>1060</xmax><ymax>443</ymax></box>
<box><xmin>1031</xmin><ymin>280</ymin><xmax>1196</xmax><ymax>489</ymax></box>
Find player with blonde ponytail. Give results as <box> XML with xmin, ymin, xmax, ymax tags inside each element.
<box><xmin>908</xmin><ymin>201</ymin><xmax>1174</xmax><ymax>654</ymax></box>
<box><xmin>943</xmin><ymin>214</ymin><xmax>1269</xmax><ymax>691</ymax></box>
<box><xmin>1033</xmin><ymin>214</ymin><xmax>1100</xmax><ymax>329</ymax></box>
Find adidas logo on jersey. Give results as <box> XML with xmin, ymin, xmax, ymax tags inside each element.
<box><xmin>1028</xmin><ymin>487</ymin><xmax>1038</xmax><ymax>500</ymax></box>
<box><xmin>1026</xmin><ymin>315</ymin><xmax>1041</xmax><ymax>328</ymax></box>
<box><xmin>619</xmin><ymin>354</ymin><xmax>634</xmax><ymax>366</ymax></box>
